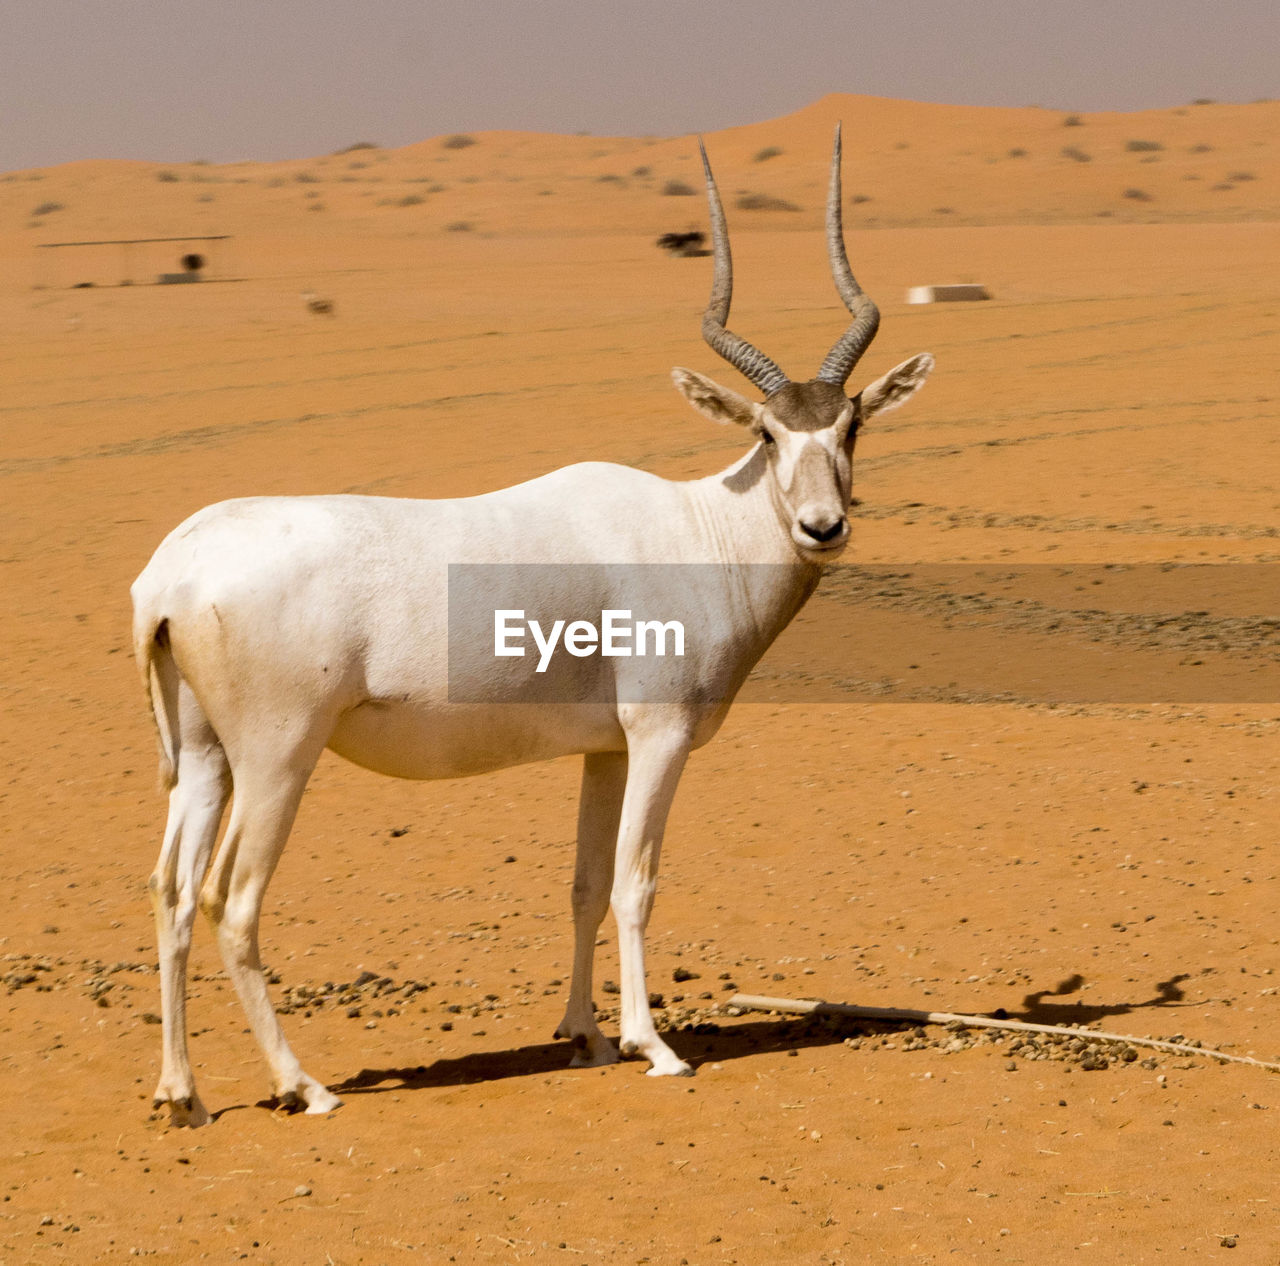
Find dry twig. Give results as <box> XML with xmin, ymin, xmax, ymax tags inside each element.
<box><xmin>727</xmin><ymin>994</ymin><xmax>1280</xmax><ymax>1072</ymax></box>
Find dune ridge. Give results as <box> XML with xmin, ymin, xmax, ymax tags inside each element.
<box><xmin>3</xmin><ymin>92</ymin><xmax>1277</xmax><ymax>256</ymax></box>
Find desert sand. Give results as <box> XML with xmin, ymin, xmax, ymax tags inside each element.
<box><xmin>1</xmin><ymin>93</ymin><xmax>1278</xmax><ymax>1262</ymax></box>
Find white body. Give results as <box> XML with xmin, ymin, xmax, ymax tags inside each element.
<box><xmin>133</xmin><ymin>441</ymin><xmax>817</xmax><ymax>1124</ymax></box>
<box><xmin>133</xmin><ymin>351</ymin><xmax>930</xmax><ymax>1126</ymax></box>
<box><xmin>134</xmin><ymin>127</ymin><xmax>933</xmax><ymax>1126</ymax></box>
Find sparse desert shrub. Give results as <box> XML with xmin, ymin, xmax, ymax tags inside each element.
<box><xmin>596</xmin><ymin>173</ymin><xmax>624</xmax><ymax>183</ymax></box>
<box><xmin>1126</xmin><ymin>139</ymin><xmax>1164</xmax><ymax>152</ymax></box>
<box><xmin>156</xmin><ymin>171</ymin><xmax>180</xmax><ymax>182</ymax></box>
<box><xmin>1062</xmin><ymin>114</ymin><xmax>1083</xmax><ymax>127</ymax></box>
<box><xmin>735</xmin><ymin>192</ymin><xmax>800</xmax><ymax>211</ymax></box>
<box><xmin>1227</xmin><ymin>170</ymin><xmax>1257</xmax><ymax>182</ymax></box>
<box><xmin>1189</xmin><ymin>143</ymin><xmax>1214</xmax><ymax>153</ymax></box>
<box><xmin>1192</xmin><ymin>98</ymin><xmax>1216</xmax><ymax>105</ymax></box>
<box><xmin>753</xmin><ymin>146</ymin><xmax>783</xmax><ymax>162</ymax></box>
<box><xmin>31</xmin><ymin>201</ymin><xmax>63</xmax><ymax>216</ymax></box>
<box><xmin>442</xmin><ymin>134</ymin><xmax>477</xmax><ymax>150</ymax></box>
<box><xmin>307</xmin><ymin>202</ymin><xmax>326</xmax><ymax>211</ymax></box>
<box><xmin>197</xmin><ymin>193</ymin><xmax>215</xmax><ymax>203</ymax></box>
<box><xmin>1210</xmin><ymin>183</ymin><xmax>1233</xmax><ymax>191</ymax></box>
<box><xmin>632</xmin><ymin>165</ymin><xmax>652</xmax><ymax>178</ymax></box>
<box><xmin>398</xmin><ymin>194</ymin><xmax>425</xmax><ymax>206</ymax></box>
<box><xmin>335</xmin><ymin>141</ymin><xmax>379</xmax><ymax>154</ymax></box>
<box><xmin>1122</xmin><ymin>188</ymin><xmax>1152</xmax><ymax>201</ymax></box>
<box><xmin>933</xmin><ymin>206</ymin><xmax>955</xmax><ymax>215</ymax></box>
<box><xmin>893</xmin><ymin>141</ymin><xmax>910</xmax><ymax>150</ymax></box>
<box><xmin>661</xmin><ymin>179</ymin><xmax>696</xmax><ymax>196</ymax></box>
<box><xmin>445</xmin><ymin>220</ymin><xmax>473</xmax><ymax>231</ymax></box>
<box><xmin>348</xmin><ymin>160</ymin><xmax>369</xmax><ymax>170</ymax></box>
<box><xmin>1061</xmin><ymin>146</ymin><xmax>1091</xmax><ymax>163</ymax></box>
<box><xmin>294</xmin><ymin>171</ymin><xmax>319</xmax><ymax>183</ymax></box>
<box><xmin>1007</xmin><ymin>147</ymin><xmax>1028</xmax><ymax>158</ymax></box>
<box><xmin>850</xmin><ymin>193</ymin><xmax>872</xmax><ymax>204</ymax></box>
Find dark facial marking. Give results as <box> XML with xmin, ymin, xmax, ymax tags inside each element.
<box><xmin>764</xmin><ymin>380</ymin><xmax>852</xmax><ymax>433</ymax></box>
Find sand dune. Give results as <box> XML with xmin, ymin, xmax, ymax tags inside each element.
<box><xmin>4</xmin><ymin>93</ymin><xmax>1278</xmax><ymax>262</ymax></box>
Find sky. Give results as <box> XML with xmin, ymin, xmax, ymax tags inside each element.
<box><xmin>2</xmin><ymin>0</ymin><xmax>1276</xmax><ymax>170</ymax></box>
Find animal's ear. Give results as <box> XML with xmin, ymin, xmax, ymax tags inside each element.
<box><xmin>857</xmin><ymin>353</ymin><xmax>935</xmax><ymax>420</ymax></box>
<box><xmin>671</xmin><ymin>367</ymin><xmax>763</xmax><ymax>427</ymax></box>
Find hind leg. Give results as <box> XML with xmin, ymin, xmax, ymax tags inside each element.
<box><xmin>199</xmin><ymin>742</ymin><xmax>339</xmax><ymax>1116</ymax></box>
<box><xmin>555</xmin><ymin>751</ymin><xmax>627</xmax><ymax>1067</ymax></box>
<box><xmin>147</xmin><ymin>682</ymin><xmax>231</xmax><ymax>1127</ymax></box>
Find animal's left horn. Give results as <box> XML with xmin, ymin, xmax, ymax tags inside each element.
<box><xmin>815</xmin><ymin>123</ymin><xmax>881</xmax><ymax>387</ymax></box>
<box><xmin>698</xmin><ymin>138</ymin><xmax>790</xmax><ymax>397</ymax></box>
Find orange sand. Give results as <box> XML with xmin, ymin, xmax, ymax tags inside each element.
<box><xmin>1</xmin><ymin>94</ymin><xmax>1277</xmax><ymax>1263</ymax></box>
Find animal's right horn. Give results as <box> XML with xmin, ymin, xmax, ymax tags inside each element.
<box><xmin>698</xmin><ymin>139</ymin><xmax>789</xmax><ymax>397</ymax></box>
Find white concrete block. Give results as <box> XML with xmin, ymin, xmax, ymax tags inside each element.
<box><xmin>906</xmin><ymin>284</ymin><xmax>991</xmax><ymax>304</ymax></box>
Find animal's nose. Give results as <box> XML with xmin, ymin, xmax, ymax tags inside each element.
<box><xmin>798</xmin><ymin>515</ymin><xmax>845</xmax><ymax>543</ymax></box>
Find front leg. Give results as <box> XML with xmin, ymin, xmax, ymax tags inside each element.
<box><xmin>555</xmin><ymin>751</ymin><xmax>626</xmax><ymax>1067</ymax></box>
<box><xmin>611</xmin><ymin>724</ymin><xmax>694</xmax><ymax>1077</ymax></box>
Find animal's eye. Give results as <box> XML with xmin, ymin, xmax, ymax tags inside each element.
<box><xmin>759</xmin><ymin>427</ymin><xmax>775</xmax><ymax>446</ymax></box>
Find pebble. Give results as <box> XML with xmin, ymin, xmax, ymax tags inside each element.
<box><xmin>16</xmin><ymin>940</ymin><xmax>1192</xmax><ymax>1081</ymax></box>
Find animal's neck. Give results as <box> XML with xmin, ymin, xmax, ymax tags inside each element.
<box><xmin>685</xmin><ymin>445</ymin><xmax>826</xmax><ymax>649</ymax></box>
<box><xmin>693</xmin><ymin>444</ymin><xmax>801</xmax><ymax>564</ymax></box>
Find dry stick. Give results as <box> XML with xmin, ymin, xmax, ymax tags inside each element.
<box><xmin>727</xmin><ymin>994</ymin><xmax>1280</xmax><ymax>1073</ymax></box>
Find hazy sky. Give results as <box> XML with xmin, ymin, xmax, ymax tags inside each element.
<box><xmin>3</xmin><ymin>0</ymin><xmax>1275</xmax><ymax>169</ymax></box>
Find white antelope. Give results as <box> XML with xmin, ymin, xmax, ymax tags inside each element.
<box><xmin>133</xmin><ymin>127</ymin><xmax>933</xmax><ymax>1126</ymax></box>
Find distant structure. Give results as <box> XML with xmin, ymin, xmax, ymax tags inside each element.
<box><xmin>35</xmin><ymin>235</ymin><xmax>232</xmax><ymax>289</ymax></box>
<box><xmin>301</xmin><ymin>289</ymin><xmax>334</xmax><ymax>316</ymax></box>
<box><xmin>906</xmin><ymin>284</ymin><xmax>990</xmax><ymax>304</ymax></box>
<box><xmin>655</xmin><ymin>230</ymin><xmax>709</xmax><ymax>258</ymax></box>
<box><xmin>158</xmin><ymin>252</ymin><xmax>207</xmax><ymax>285</ymax></box>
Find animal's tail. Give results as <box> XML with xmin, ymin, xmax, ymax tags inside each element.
<box><xmin>132</xmin><ymin>594</ymin><xmax>180</xmax><ymax>793</ymax></box>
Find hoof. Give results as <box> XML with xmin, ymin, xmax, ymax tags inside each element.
<box><xmin>620</xmin><ymin>1037</ymin><xmax>694</xmax><ymax>1077</ymax></box>
<box><xmin>559</xmin><ymin>1030</ymin><xmax>619</xmax><ymax>1068</ymax></box>
<box><xmin>555</xmin><ymin>1021</ymin><xmax>618</xmax><ymax>1068</ymax></box>
<box><xmin>152</xmin><ymin>1092</ymin><xmax>210</xmax><ymax>1128</ymax></box>
<box><xmin>303</xmin><ymin>1086</ymin><xmax>342</xmax><ymax>1116</ymax></box>
<box><xmin>569</xmin><ymin>1045</ymin><xmax>619</xmax><ymax>1069</ymax></box>
<box><xmin>275</xmin><ymin>1081</ymin><xmax>341</xmax><ymax>1117</ymax></box>
<box><xmin>646</xmin><ymin>1060</ymin><xmax>695</xmax><ymax>1078</ymax></box>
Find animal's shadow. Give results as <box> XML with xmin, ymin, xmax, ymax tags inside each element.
<box><xmin>313</xmin><ymin>971</ymin><xmax>1199</xmax><ymax>1103</ymax></box>
<box><xmin>1003</xmin><ymin>971</ymin><xmax>1193</xmax><ymax>1028</ymax></box>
